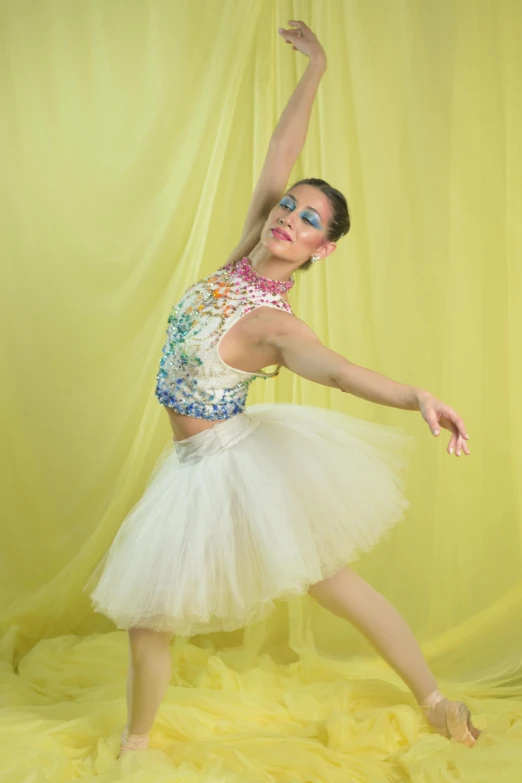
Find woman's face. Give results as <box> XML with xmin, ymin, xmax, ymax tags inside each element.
<box><xmin>262</xmin><ymin>184</ymin><xmax>334</xmax><ymax>262</ymax></box>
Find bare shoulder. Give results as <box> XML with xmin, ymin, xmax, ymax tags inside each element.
<box><xmin>255</xmin><ymin>306</ymin><xmax>346</xmax><ymax>388</ymax></box>
<box><xmin>254</xmin><ymin>307</ymin><xmax>321</xmax><ymax>345</ymax></box>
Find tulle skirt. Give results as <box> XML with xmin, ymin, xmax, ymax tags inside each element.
<box><xmin>85</xmin><ymin>403</ymin><xmax>416</xmax><ymax>637</ymax></box>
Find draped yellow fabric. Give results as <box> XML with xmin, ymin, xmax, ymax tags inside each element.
<box><xmin>1</xmin><ymin>0</ymin><xmax>521</xmax><ymax>779</ymax></box>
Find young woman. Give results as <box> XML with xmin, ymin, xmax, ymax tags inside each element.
<box><xmin>85</xmin><ymin>21</ymin><xmax>480</xmax><ymax>758</ymax></box>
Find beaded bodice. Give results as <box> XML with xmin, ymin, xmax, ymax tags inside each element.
<box><xmin>155</xmin><ymin>257</ymin><xmax>294</xmax><ymax>420</ymax></box>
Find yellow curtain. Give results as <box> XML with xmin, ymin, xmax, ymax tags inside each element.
<box><xmin>1</xmin><ymin>0</ymin><xmax>521</xmax><ymax>779</ymax></box>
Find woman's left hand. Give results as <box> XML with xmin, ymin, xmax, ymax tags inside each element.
<box><xmin>278</xmin><ymin>20</ymin><xmax>326</xmax><ymax>63</ymax></box>
<box><xmin>418</xmin><ymin>391</ymin><xmax>471</xmax><ymax>457</ymax></box>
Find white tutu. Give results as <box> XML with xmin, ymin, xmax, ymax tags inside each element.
<box><xmin>85</xmin><ymin>403</ymin><xmax>416</xmax><ymax>637</ymax></box>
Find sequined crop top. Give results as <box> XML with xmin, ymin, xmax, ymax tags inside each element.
<box><xmin>154</xmin><ymin>257</ymin><xmax>294</xmax><ymax>421</ymax></box>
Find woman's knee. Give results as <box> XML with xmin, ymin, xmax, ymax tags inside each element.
<box><xmin>128</xmin><ymin>627</ymin><xmax>172</xmax><ymax>664</ymax></box>
<box><xmin>307</xmin><ymin>564</ymin><xmax>358</xmax><ymax>600</ymax></box>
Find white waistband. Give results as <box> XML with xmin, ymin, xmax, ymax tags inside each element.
<box><xmin>174</xmin><ymin>412</ymin><xmax>261</xmax><ymax>465</ymax></box>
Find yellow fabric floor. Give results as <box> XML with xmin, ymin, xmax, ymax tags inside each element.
<box><xmin>2</xmin><ymin>602</ymin><xmax>522</xmax><ymax>781</ymax></box>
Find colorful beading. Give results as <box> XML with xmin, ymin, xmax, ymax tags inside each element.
<box><xmin>155</xmin><ymin>258</ymin><xmax>294</xmax><ymax>420</ymax></box>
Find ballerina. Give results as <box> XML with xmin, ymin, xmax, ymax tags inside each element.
<box><xmin>85</xmin><ymin>20</ymin><xmax>481</xmax><ymax>758</ymax></box>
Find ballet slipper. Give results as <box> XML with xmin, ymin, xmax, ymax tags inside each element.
<box><xmin>118</xmin><ymin>725</ymin><xmax>150</xmax><ymax>758</ymax></box>
<box><xmin>420</xmin><ymin>688</ymin><xmax>481</xmax><ymax>747</ymax></box>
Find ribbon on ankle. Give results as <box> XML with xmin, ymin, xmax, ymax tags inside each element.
<box><xmin>420</xmin><ymin>689</ymin><xmax>445</xmax><ymax>711</ymax></box>
<box><xmin>120</xmin><ymin>725</ymin><xmax>150</xmax><ymax>750</ymax></box>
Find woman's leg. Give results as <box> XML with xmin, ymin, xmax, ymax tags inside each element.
<box><xmin>307</xmin><ymin>565</ymin><xmax>480</xmax><ymax>744</ymax></box>
<box><xmin>307</xmin><ymin>565</ymin><xmax>437</xmax><ymax>703</ymax></box>
<box><xmin>123</xmin><ymin>627</ymin><xmax>173</xmax><ymax>740</ymax></box>
<box><xmin>125</xmin><ymin>636</ymin><xmax>134</xmax><ymax>728</ymax></box>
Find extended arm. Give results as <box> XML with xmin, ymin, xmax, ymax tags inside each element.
<box><xmin>263</xmin><ymin>313</ymin><xmax>469</xmax><ymax>455</ymax></box>
<box><xmin>267</xmin><ymin>316</ymin><xmax>423</xmax><ymax>410</ymax></box>
<box><xmin>236</xmin><ymin>23</ymin><xmax>327</xmax><ymax>244</ymax></box>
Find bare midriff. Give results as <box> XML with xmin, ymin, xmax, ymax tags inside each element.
<box><xmin>165</xmin><ymin>408</ymin><xmax>223</xmax><ymax>442</ymax></box>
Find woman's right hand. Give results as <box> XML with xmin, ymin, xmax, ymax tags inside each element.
<box><xmin>278</xmin><ymin>20</ymin><xmax>326</xmax><ymax>64</ymax></box>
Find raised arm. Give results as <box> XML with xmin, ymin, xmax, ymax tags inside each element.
<box><xmin>235</xmin><ymin>22</ymin><xmax>327</xmax><ymax>246</ymax></box>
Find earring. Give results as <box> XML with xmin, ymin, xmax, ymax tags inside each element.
<box><xmin>311</xmin><ymin>254</ymin><xmax>320</xmax><ymax>263</ymax></box>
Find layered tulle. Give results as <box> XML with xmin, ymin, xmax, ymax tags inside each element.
<box><xmin>85</xmin><ymin>403</ymin><xmax>416</xmax><ymax>636</ymax></box>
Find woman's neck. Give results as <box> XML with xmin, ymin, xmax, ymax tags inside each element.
<box><xmin>247</xmin><ymin>243</ymin><xmax>296</xmax><ymax>284</ymax></box>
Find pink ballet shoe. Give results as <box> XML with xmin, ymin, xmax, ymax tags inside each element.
<box><xmin>118</xmin><ymin>725</ymin><xmax>150</xmax><ymax>758</ymax></box>
<box><xmin>420</xmin><ymin>688</ymin><xmax>481</xmax><ymax>747</ymax></box>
